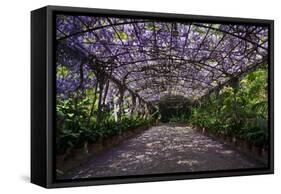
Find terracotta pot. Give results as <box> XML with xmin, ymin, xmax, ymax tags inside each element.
<box><xmin>92</xmin><ymin>141</ymin><xmax>104</xmax><ymax>154</ymax></box>
<box><xmin>242</xmin><ymin>140</ymin><xmax>252</xmax><ymax>151</ymax></box>
<box><xmin>252</xmin><ymin>145</ymin><xmax>263</xmax><ymax>157</ymax></box>
<box><xmin>112</xmin><ymin>135</ymin><xmax>121</xmax><ymax>145</ymax></box>
<box><xmin>232</xmin><ymin>137</ymin><xmax>237</xmax><ymax>146</ymax></box>
<box><xmin>235</xmin><ymin>139</ymin><xmax>243</xmax><ymax>148</ymax></box>
<box><xmin>247</xmin><ymin>142</ymin><xmax>253</xmax><ymax>151</ymax></box>
<box><xmin>261</xmin><ymin>148</ymin><xmax>268</xmax><ymax>157</ymax></box>
<box><xmin>105</xmin><ymin>136</ymin><xmax>115</xmax><ymax>148</ymax></box>
<box><xmin>217</xmin><ymin>133</ymin><xmax>223</xmax><ymax>139</ymax></box>
<box><xmin>102</xmin><ymin>138</ymin><xmax>110</xmax><ymax>148</ymax></box>
<box><xmin>227</xmin><ymin>136</ymin><xmax>233</xmax><ymax>143</ymax></box>
<box><xmin>125</xmin><ymin>131</ymin><xmax>132</xmax><ymax>138</ymax></box>
<box><xmin>220</xmin><ymin>133</ymin><xmax>226</xmax><ymax>140</ymax></box>
<box><xmin>56</xmin><ymin>154</ymin><xmax>65</xmax><ymax>168</ymax></box>
<box><xmin>110</xmin><ymin>136</ymin><xmax>119</xmax><ymax>147</ymax></box>
<box><xmin>87</xmin><ymin>143</ymin><xmax>97</xmax><ymax>153</ymax></box>
<box><xmin>70</xmin><ymin>148</ymin><xmax>85</xmax><ymax>160</ymax></box>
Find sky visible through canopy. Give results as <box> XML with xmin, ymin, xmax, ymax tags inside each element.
<box><xmin>56</xmin><ymin>14</ymin><xmax>268</xmax><ymax>103</ymax></box>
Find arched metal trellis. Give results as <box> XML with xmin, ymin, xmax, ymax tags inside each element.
<box><xmin>56</xmin><ymin>15</ymin><xmax>268</xmax><ymax>117</ymax></box>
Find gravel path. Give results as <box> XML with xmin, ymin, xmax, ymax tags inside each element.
<box><xmin>62</xmin><ymin>124</ymin><xmax>265</xmax><ymax>179</ymax></box>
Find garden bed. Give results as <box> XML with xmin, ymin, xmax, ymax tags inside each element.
<box><xmin>56</xmin><ymin>124</ymin><xmax>153</xmax><ymax>177</ymax></box>
<box><xmin>191</xmin><ymin>125</ymin><xmax>268</xmax><ymax>165</ymax></box>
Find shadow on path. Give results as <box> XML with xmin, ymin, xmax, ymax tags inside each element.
<box><xmin>62</xmin><ymin>124</ymin><xmax>265</xmax><ymax>179</ymax></box>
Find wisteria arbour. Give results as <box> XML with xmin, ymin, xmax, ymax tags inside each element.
<box><xmin>55</xmin><ymin>14</ymin><xmax>269</xmax><ymax>178</ymax></box>
<box><xmin>56</xmin><ymin>15</ymin><xmax>267</xmax><ymax>100</ymax></box>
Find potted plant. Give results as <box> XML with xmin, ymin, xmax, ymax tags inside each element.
<box><xmin>71</xmin><ymin>129</ymin><xmax>89</xmax><ymax>160</ymax></box>
<box><xmin>87</xmin><ymin>130</ymin><xmax>99</xmax><ymax>153</ymax></box>
<box><xmin>88</xmin><ymin>125</ymin><xmax>105</xmax><ymax>154</ymax></box>
<box><xmin>56</xmin><ymin>130</ymin><xmax>76</xmax><ymax>168</ymax></box>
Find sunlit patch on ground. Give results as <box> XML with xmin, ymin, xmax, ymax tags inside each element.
<box><xmin>177</xmin><ymin>160</ymin><xmax>199</xmax><ymax>166</ymax></box>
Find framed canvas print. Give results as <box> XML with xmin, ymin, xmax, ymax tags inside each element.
<box><xmin>31</xmin><ymin>5</ymin><xmax>274</xmax><ymax>188</ymax></box>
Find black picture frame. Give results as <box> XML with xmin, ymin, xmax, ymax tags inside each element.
<box><xmin>31</xmin><ymin>5</ymin><xmax>274</xmax><ymax>188</ymax></box>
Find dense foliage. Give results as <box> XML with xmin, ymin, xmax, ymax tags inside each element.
<box><xmin>190</xmin><ymin>68</ymin><xmax>268</xmax><ymax>146</ymax></box>
<box><xmin>56</xmin><ymin>94</ymin><xmax>154</xmax><ymax>154</ymax></box>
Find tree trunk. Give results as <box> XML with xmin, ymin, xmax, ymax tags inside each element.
<box><xmin>87</xmin><ymin>83</ymin><xmax>98</xmax><ymax>127</ymax></box>
<box><xmin>102</xmin><ymin>79</ymin><xmax>110</xmax><ymax>106</ymax></box>
<box><xmin>130</xmin><ymin>94</ymin><xmax>136</xmax><ymax>118</ymax></box>
<box><xmin>97</xmin><ymin>83</ymin><xmax>104</xmax><ymax>123</ymax></box>
<box><xmin>117</xmin><ymin>87</ymin><xmax>124</xmax><ymax>120</ymax></box>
